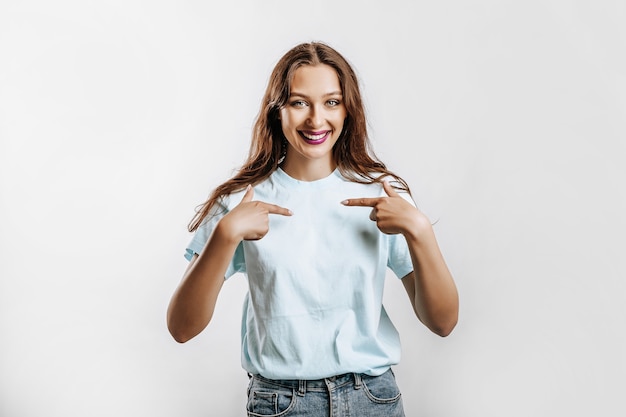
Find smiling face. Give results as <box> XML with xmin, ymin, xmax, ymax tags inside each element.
<box><xmin>279</xmin><ymin>64</ymin><xmax>347</xmax><ymax>181</ymax></box>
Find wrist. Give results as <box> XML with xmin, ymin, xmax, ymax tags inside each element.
<box><xmin>402</xmin><ymin>213</ymin><xmax>435</xmax><ymax>245</ymax></box>
<box><xmin>214</xmin><ymin>218</ymin><xmax>243</xmax><ymax>246</ymax></box>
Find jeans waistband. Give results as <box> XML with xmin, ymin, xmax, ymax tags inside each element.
<box><xmin>249</xmin><ymin>371</ymin><xmax>391</xmax><ymax>396</ymax></box>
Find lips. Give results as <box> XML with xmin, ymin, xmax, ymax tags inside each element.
<box><xmin>299</xmin><ymin>130</ymin><xmax>331</xmax><ymax>144</ymax></box>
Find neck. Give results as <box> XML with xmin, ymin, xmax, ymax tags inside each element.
<box><xmin>280</xmin><ymin>155</ymin><xmax>337</xmax><ymax>181</ymax></box>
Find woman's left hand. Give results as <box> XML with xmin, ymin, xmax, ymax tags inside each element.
<box><xmin>341</xmin><ymin>181</ymin><xmax>428</xmax><ymax>237</ymax></box>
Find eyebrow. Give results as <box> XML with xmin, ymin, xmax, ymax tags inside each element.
<box><xmin>289</xmin><ymin>91</ymin><xmax>343</xmax><ymax>99</ymax></box>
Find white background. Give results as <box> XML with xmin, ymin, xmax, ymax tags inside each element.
<box><xmin>1</xmin><ymin>1</ymin><xmax>625</xmax><ymax>416</ymax></box>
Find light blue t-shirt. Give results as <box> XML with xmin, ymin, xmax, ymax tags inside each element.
<box><xmin>185</xmin><ymin>168</ymin><xmax>415</xmax><ymax>379</ymax></box>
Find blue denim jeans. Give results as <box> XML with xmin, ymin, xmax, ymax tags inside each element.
<box><xmin>246</xmin><ymin>368</ymin><xmax>405</xmax><ymax>417</ymax></box>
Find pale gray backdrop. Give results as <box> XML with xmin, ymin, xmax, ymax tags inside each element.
<box><xmin>1</xmin><ymin>1</ymin><xmax>624</xmax><ymax>416</ymax></box>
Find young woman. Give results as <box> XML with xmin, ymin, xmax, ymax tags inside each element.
<box><xmin>167</xmin><ymin>41</ymin><xmax>458</xmax><ymax>417</ymax></box>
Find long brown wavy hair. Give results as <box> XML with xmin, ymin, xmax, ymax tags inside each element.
<box><xmin>189</xmin><ymin>41</ymin><xmax>410</xmax><ymax>232</ymax></box>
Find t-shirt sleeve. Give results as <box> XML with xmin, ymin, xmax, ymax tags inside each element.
<box><xmin>387</xmin><ymin>191</ymin><xmax>416</xmax><ymax>279</ymax></box>
<box><xmin>387</xmin><ymin>234</ymin><xmax>414</xmax><ymax>279</ymax></box>
<box><xmin>184</xmin><ymin>201</ymin><xmax>246</xmax><ymax>279</ymax></box>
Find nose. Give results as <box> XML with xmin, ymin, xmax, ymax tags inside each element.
<box><xmin>306</xmin><ymin>104</ymin><xmax>324</xmax><ymax>128</ymax></box>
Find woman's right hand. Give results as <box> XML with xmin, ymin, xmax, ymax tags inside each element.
<box><xmin>218</xmin><ymin>185</ymin><xmax>292</xmax><ymax>242</ymax></box>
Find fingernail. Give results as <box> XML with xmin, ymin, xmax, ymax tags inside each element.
<box><xmin>341</xmin><ymin>200</ymin><xmax>349</xmax><ymax>205</ymax></box>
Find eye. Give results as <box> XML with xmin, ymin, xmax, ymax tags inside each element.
<box><xmin>291</xmin><ymin>100</ymin><xmax>307</xmax><ymax>108</ymax></box>
<box><xmin>326</xmin><ymin>99</ymin><xmax>341</xmax><ymax>107</ymax></box>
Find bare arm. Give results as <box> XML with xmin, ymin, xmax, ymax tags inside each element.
<box><xmin>342</xmin><ymin>181</ymin><xmax>459</xmax><ymax>337</ymax></box>
<box><xmin>166</xmin><ymin>224</ymin><xmax>237</xmax><ymax>343</ymax></box>
<box><xmin>167</xmin><ymin>185</ymin><xmax>292</xmax><ymax>343</ymax></box>
<box><xmin>400</xmin><ymin>218</ymin><xmax>458</xmax><ymax>337</ymax></box>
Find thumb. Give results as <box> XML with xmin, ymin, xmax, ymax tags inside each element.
<box><xmin>382</xmin><ymin>180</ymin><xmax>400</xmax><ymax>197</ymax></box>
<box><xmin>240</xmin><ymin>184</ymin><xmax>254</xmax><ymax>203</ymax></box>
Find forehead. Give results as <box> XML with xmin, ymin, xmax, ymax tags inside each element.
<box><xmin>290</xmin><ymin>64</ymin><xmax>341</xmax><ymax>94</ymax></box>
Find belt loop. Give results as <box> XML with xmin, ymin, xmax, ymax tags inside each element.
<box><xmin>247</xmin><ymin>374</ymin><xmax>254</xmax><ymax>397</ymax></box>
<box><xmin>353</xmin><ymin>373</ymin><xmax>362</xmax><ymax>390</ymax></box>
<box><xmin>297</xmin><ymin>379</ymin><xmax>306</xmax><ymax>396</ymax></box>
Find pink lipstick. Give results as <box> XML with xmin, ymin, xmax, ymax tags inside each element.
<box><xmin>299</xmin><ymin>130</ymin><xmax>330</xmax><ymax>145</ymax></box>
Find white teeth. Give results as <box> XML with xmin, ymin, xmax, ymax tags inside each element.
<box><xmin>302</xmin><ymin>132</ymin><xmax>327</xmax><ymax>140</ymax></box>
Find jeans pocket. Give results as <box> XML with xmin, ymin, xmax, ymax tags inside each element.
<box><xmin>246</xmin><ymin>382</ymin><xmax>296</xmax><ymax>416</ymax></box>
<box><xmin>361</xmin><ymin>371</ymin><xmax>402</xmax><ymax>404</ymax></box>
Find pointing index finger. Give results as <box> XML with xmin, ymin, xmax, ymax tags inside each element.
<box><xmin>341</xmin><ymin>197</ymin><xmax>380</xmax><ymax>207</ymax></box>
<box><xmin>264</xmin><ymin>203</ymin><xmax>293</xmax><ymax>216</ymax></box>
